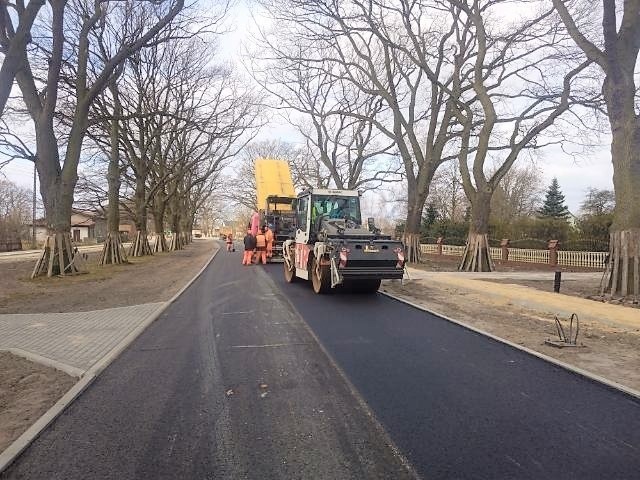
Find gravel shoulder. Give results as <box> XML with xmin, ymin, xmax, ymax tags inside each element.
<box><xmin>0</xmin><ymin>239</ymin><xmax>219</xmax><ymax>458</ymax></box>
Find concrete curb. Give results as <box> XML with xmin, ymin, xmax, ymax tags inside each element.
<box><xmin>0</xmin><ymin>243</ymin><xmax>221</xmax><ymax>474</ymax></box>
<box><xmin>379</xmin><ymin>289</ymin><xmax>640</xmax><ymax>401</ymax></box>
<box><xmin>6</xmin><ymin>348</ymin><xmax>84</xmax><ymax>378</ymax></box>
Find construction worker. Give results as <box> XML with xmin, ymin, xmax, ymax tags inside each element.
<box><xmin>265</xmin><ymin>224</ymin><xmax>274</xmax><ymax>260</ymax></box>
<box><xmin>226</xmin><ymin>233</ymin><xmax>233</xmax><ymax>252</ymax></box>
<box><xmin>330</xmin><ymin>198</ymin><xmax>350</xmax><ymax>219</ymax></box>
<box><xmin>255</xmin><ymin>226</ymin><xmax>267</xmax><ymax>265</ymax></box>
<box><xmin>242</xmin><ymin>229</ymin><xmax>256</xmax><ymax>265</ymax></box>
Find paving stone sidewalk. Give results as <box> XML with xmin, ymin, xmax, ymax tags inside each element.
<box><xmin>0</xmin><ymin>303</ymin><xmax>165</xmax><ymax>374</ymax></box>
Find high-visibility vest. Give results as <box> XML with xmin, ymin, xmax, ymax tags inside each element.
<box><xmin>256</xmin><ymin>233</ymin><xmax>266</xmax><ymax>248</ymax></box>
<box><xmin>265</xmin><ymin>229</ymin><xmax>274</xmax><ymax>243</ymax></box>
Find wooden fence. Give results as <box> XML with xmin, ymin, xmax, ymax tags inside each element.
<box><xmin>420</xmin><ymin>243</ymin><xmax>606</xmax><ymax>269</ymax></box>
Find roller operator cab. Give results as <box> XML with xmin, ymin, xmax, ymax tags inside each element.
<box><xmin>282</xmin><ymin>188</ymin><xmax>405</xmax><ymax>294</ymax></box>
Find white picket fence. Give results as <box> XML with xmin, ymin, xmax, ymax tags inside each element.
<box><xmin>557</xmin><ymin>250</ymin><xmax>607</xmax><ymax>268</ymax></box>
<box><xmin>420</xmin><ymin>243</ymin><xmax>606</xmax><ymax>269</ymax></box>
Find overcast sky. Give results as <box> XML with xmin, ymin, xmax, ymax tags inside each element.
<box><xmin>1</xmin><ymin>0</ymin><xmax>615</xmax><ymax>214</ymax></box>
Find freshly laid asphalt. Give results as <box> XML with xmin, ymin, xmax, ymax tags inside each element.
<box><xmin>265</xmin><ymin>264</ymin><xmax>640</xmax><ymax>480</ymax></box>
<box><xmin>1</xmin><ymin>248</ymin><xmax>413</xmax><ymax>480</ymax></box>
<box><xmin>3</xmin><ymin>246</ymin><xmax>640</xmax><ymax>479</ymax></box>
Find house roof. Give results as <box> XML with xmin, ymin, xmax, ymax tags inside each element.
<box><xmin>71</xmin><ymin>213</ymin><xmax>96</xmax><ymax>227</ymax></box>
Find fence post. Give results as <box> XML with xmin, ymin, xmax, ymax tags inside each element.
<box><xmin>548</xmin><ymin>240</ymin><xmax>559</xmax><ymax>266</ymax></box>
<box><xmin>436</xmin><ymin>236</ymin><xmax>444</xmax><ymax>255</ymax></box>
<box><xmin>500</xmin><ymin>238</ymin><xmax>509</xmax><ymax>261</ymax></box>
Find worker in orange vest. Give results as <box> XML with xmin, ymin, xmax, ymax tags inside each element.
<box><xmin>255</xmin><ymin>226</ymin><xmax>267</xmax><ymax>265</ymax></box>
<box><xmin>265</xmin><ymin>225</ymin><xmax>274</xmax><ymax>260</ymax></box>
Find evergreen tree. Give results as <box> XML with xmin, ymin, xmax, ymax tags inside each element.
<box><xmin>420</xmin><ymin>204</ymin><xmax>438</xmax><ymax>239</ymax></box>
<box><xmin>423</xmin><ymin>203</ymin><xmax>438</xmax><ymax>227</ymax></box>
<box><xmin>538</xmin><ymin>178</ymin><xmax>571</xmax><ymax>220</ymax></box>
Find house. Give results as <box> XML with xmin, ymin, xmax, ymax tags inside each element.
<box><xmin>26</xmin><ymin>210</ymin><xmax>107</xmax><ymax>245</ymax></box>
<box><xmin>70</xmin><ymin>212</ymin><xmax>96</xmax><ymax>242</ymax></box>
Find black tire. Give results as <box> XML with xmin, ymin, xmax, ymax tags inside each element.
<box><xmin>284</xmin><ymin>257</ymin><xmax>297</xmax><ymax>283</ymax></box>
<box><xmin>311</xmin><ymin>258</ymin><xmax>331</xmax><ymax>294</ymax></box>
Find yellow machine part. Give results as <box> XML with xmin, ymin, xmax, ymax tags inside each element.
<box><xmin>254</xmin><ymin>157</ymin><xmax>296</xmax><ymax>211</ymax></box>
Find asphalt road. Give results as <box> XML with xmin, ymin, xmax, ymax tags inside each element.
<box><xmin>1</xmin><ymin>247</ymin><xmax>413</xmax><ymax>480</ymax></box>
<box><xmin>3</xmin><ymin>247</ymin><xmax>640</xmax><ymax>479</ymax></box>
<box><xmin>265</xmin><ymin>264</ymin><xmax>640</xmax><ymax>479</ymax></box>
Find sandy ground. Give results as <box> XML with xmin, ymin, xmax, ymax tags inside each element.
<box><xmin>382</xmin><ymin>256</ymin><xmax>640</xmax><ymax>392</ymax></box>
<box><xmin>0</xmin><ymin>352</ymin><xmax>76</xmax><ymax>453</ymax></box>
<box><xmin>0</xmin><ymin>239</ymin><xmax>218</xmax><ymax>456</ymax></box>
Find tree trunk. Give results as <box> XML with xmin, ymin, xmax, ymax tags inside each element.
<box><xmin>129</xmin><ymin>173</ymin><xmax>152</xmax><ymax>257</ymax></box>
<box><xmin>31</xmin><ymin>232</ymin><xmax>84</xmax><ymax>278</ymax></box>
<box><xmin>180</xmin><ymin>215</ymin><xmax>191</xmax><ymax>245</ymax></box>
<box><xmin>31</xmin><ymin>125</ymin><xmax>83</xmax><ymax>277</ymax></box>
<box><xmin>605</xmin><ymin>229</ymin><xmax>640</xmax><ymax>301</ymax></box>
<box><xmin>129</xmin><ymin>230</ymin><xmax>152</xmax><ymax>257</ymax></box>
<box><xmin>169</xmin><ymin>213</ymin><xmax>183</xmax><ymax>251</ymax></box>
<box><xmin>603</xmin><ymin>128</ymin><xmax>640</xmax><ymax>298</ymax></box>
<box><xmin>459</xmin><ymin>192</ymin><xmax>494</xmax><ymax>272</ymax></box>
<box><xmin>403</xmin><ymin>184</ymin><xmax>428</xmax><ymax>263</ymax></box>
<box><xmin>152</xmin><ymin>201</ymin><xmax>167</xmax><ymax>253</ymax></box>
<box><xmin>0</xmin><ymin>0</ymin><xmax>45</xmax><ymax>116</ymax></box>
<box><xmin>602</xmin><ymin>74</ymin><xmax>640</xmax><ymax>300</ymax></box>
<box><xmin>100</xmin><ymin>97</ymin><xmax>127</xmax><ymax>265</ymax></box>
<box><xmin>99</xmin><ymin>232</ymin><xmax>127</xmax><ymax>265</ymax></box>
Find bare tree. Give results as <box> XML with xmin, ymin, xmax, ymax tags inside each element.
<box><xmin>258</xmin><ymin>0</ymin><xmax>463</xmax><ymax>262</ymax></box>
<box><xmin>0</xmin><ymin>177</ymin><xmax>31</xmax><ymax>242</ymax></box>
<box><xmin>444</xmin><ymin>0</ymin><xmax>592</xmax><ymax>271</ymax></box>
<box><xmin>490</xmin><ymin>164</ymin><xmax>544</xmax><ymax>222</ymax></box>
<box><xmin>10</xmin><ymin>0</ymin><xmax>185</xmax><ymax>277</ymax></box>
<box><xmin>579</xmin><ymin>187</ymin><xmax>615</xmax><ymax>216</ymax></box>
<box><xmin>194</xmin><ymin>193</ymin><xmax>229</xmax><ymax>237</ymax></box>
<box><xmin>427</xmin><ymin>161</ymin><xmax>468</xmax><ymax>223</ymax></box>
<box><xmin>251</xmin><ymin>45</ymin><xmax>400</xmax><ymax>191</ymax></box>
<box><xmin>0</xmin><ymin>0</ymin><xmax>45</xmax><ymax>117</ymax></box>
<box><xmin>112</xmin><ymin>33</ymin><xmax>260</xmax><ymax>255</ymax></box>
<box><xmin>553</xmin><ymin>0</ymin><xmax>640</xmax><ymax>299</ymax></box>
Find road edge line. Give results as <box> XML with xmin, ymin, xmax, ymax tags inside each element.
<box><xmin>0</xmin><ymin>241</ymin><xmax>221</xmax><ymax>474</ymax></box>
<box><xmin>379</xmin><ymin>289</ymin><xmax>640</xmax><ymax>401</ymax></box>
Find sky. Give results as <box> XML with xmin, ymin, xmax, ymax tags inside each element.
<box><xmin>0</xmin><ymin>0</ymin><xmax>616</xmax><ymax>216</ymax></box>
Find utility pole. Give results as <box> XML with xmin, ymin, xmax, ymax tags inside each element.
<box><xmin>31</xmin><ymin>161</ymin><xmax>37</xmax><ymax>249</ymax></box>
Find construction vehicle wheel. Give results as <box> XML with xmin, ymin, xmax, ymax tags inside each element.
<box><xmin>350</xmin><ymin>279</ymin><xmax>381</xmax><ymax>294</ymax></box>
<box><xmin>284</xmin><ymin>258</ymin><xmax>296</xmax><ymax>283</ymax></box>
<box><xmin>311</xmin><ymin>258</ymin><xmax>331</xmax><ymax>294</ymax></box>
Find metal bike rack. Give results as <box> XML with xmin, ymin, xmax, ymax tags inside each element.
<box><xmin>545</xmin><ymin>313</ymin><xmax>584</xmax><ymax>348</ymax></box>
